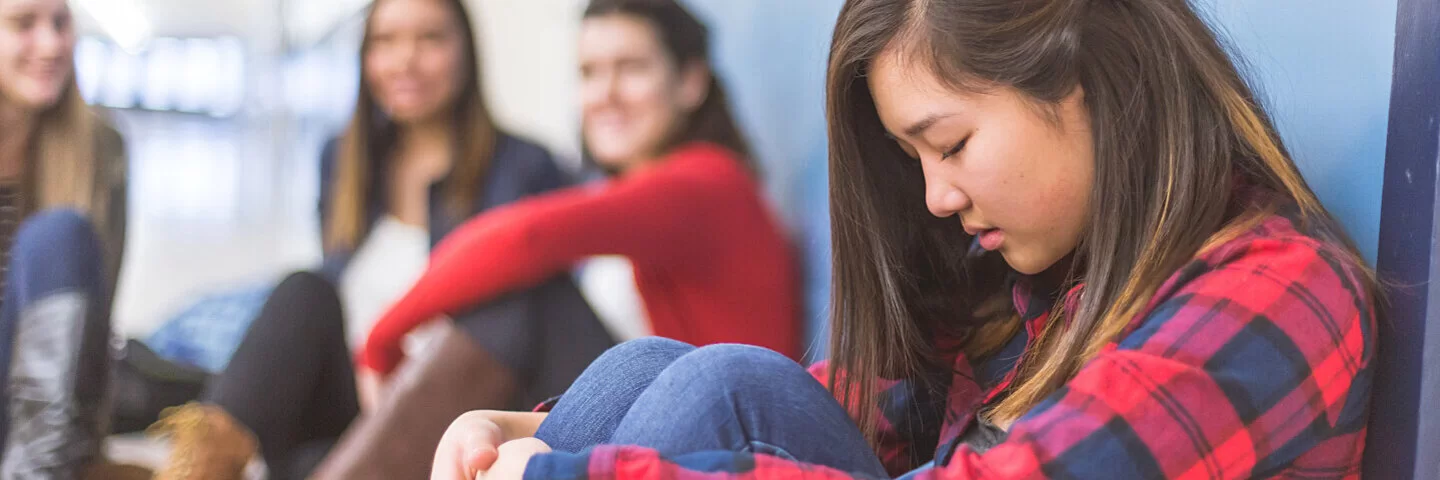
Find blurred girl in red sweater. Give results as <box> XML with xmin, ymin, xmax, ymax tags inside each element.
<box><xmin>356</xmin><ymin>0</ymin><xmax>802</xmax><ymax>380</ymax></box>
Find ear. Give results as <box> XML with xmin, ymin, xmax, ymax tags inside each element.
<box><xmin>676</xmin><ymin>60</ymin><xmax>711</xmax><ymax>112</ymax></box>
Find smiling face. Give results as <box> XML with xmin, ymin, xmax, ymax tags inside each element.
<box><xmin>577</xmin><ymin>13</ymin><xmax>707</xmax><ymax>172</ymax></box>
<box><xmin>0</xmin><ymin>0</ymin><xmax>75</xmax><ymax>113</ymax></box>
<box><xmin>363</xmin><ymin>0</ymin><xmax>468</xmax><ymax>125</ymax></box>
<box><xmin>867</xmin><ymin>50</ymin><xmax>1094</xmax><ymax>275</ymax></box>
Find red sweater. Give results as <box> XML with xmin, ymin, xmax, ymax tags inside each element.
<box><xmin>359</xmin><ymin>143</ymin><xmax>800</xmax><ymax>375</ymax></box>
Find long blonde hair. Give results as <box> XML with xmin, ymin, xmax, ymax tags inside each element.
<box><xmin>24</xmin><ymin>75</ymin><xmax>109</xmax><ymax>231</ymax></box>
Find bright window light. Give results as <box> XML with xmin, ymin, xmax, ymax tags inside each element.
<box><xmin>75</xmin><ymin>0</ymin><xmax>152</xmax><ymax>53</ymax></box>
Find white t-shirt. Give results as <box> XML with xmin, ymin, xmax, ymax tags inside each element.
<box><xmin>338</xmin><ymin>216</ymin><xmax>445</xmax><ymax>354</ymax></box>
<box><xmin>577</xmin><ymin>256</ymin><xmax>651</xmax><ymax>341</ymax></box>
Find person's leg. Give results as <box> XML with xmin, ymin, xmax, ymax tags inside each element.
<box><xmin>309</xmin><ymin>324</ymin><xmax>517</xmax><ymax>480</ymax></box>
<box><xmin>0</xmin><ymin>210</ymin><xmax>112</xmax><ymax>477</ymax></box>
<box><xmin>310</xmin><ymin>275</ymin><xmax>615</xmax><ymax>479</ymax></box>
<box><xmin>511</xmin><ymin>276</ymin><xmax>616</xmax><ymax>409</ymax></box>
<box><xmin>534</xmin><ymin>336</ymin><xmax>694</xmax><ymax>452</ymax></box>
<box><xmin>610</xmin><ymin>344</ymin><xmax>888</xmax><ymax>478</ymax></box>
<box><xmin>199</xmin><ymin>271</ymin><xmax>358</xmax><ymax>479</ymax></box>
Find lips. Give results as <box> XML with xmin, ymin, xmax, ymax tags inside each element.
<box><xmin>976</xmin><ymin>229</ymin><xmax>1004</xmax><ymax>251</ymax></box>
<box><xmin>963</xmin><ymin>221</ymin><xmax>1004</xmax><ymax>251</ymax></box>
<box><xmin>21</xmin><ymin>63</ymin><xmax>65</xmax><ymax>82</ymax></box>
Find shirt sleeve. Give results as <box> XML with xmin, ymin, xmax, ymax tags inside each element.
<box><xmin>521</xmin><ymin>234</ymin><xmax>1375</xmax><ymax>480</ymax></box>
<box><xmin>358</xmin><ymin>160</ymin><xmax>727</xmax><ymax>374</ymax></box>
<box><xmin>807</xmin><ymin>362</ymin><xmax>927</xmax><ymax>476</ymax></box>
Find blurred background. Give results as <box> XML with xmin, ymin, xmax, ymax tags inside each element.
<box><xmin>79</xmin><ymin>0</ymin><xmax>1397</xmax><ymax>360</ymax></box>
<box><xmin>85</xmin><ymin>0</ymin><xmax>853</xmax><ymax>359</ymax></box>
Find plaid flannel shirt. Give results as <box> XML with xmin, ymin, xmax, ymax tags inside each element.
<box><xmin>525</xmin><ymin>209</ymin><xmax>1376</xmax><ymax>480</ymax></box>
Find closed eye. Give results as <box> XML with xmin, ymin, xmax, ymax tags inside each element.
<box><xmin>940</xmin><ymin>138</ymin><xmax>968</xmax><ymax>160</ymax></box>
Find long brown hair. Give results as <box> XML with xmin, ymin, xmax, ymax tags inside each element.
<box><xmin>825</xmin><ymin>0</ymin><xmax>1380</xmax><ymax>439</ymax></box>
<box><xmin>326</xmin><ymin>0</ymin><xmax>497</xmax><ymax>251</ymax></box>
<box><xmin>582</xmin><ymin>0</ymin><xmax>756</xmax><ymax>174</ymax></box>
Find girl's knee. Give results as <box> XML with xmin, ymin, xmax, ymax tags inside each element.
<box><xmin>595</xmin><ymin>337</ymin><xmax>695</xmax><ymax>367</ymax></box>
<box><xmin>664</xmin><ymin>344</ymin><xmax>805</xmax><ymax>391</ymax></box>
<box><xmin>13</xmin><ymin>209</ymin><xmax>101</xmax><ymax>261</ymax></box>
<box><xmin>273</xmin><ymin>271</ymin><xmax>337</xmax><ymax>300</ymax></box>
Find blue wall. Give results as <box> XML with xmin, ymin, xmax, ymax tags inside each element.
<box><xmin>686</xmin><ymin>0</ymin><xmax>1399</xmax><ymax>359</ymax></box>
<box><xmin>1196</xmin><ymin>0</ymin><xmax>1397</xmax><ymax>262</ymax></box>
<box><xmin>682</xmin><ymin>0</ymin><xmax>846</xmax><ymax>360</ymax></box>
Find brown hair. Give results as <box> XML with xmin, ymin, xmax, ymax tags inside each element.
<box><xmin>326</xmin><ymin>0</ymin><xmax>497</xmax><ymax>251</ymax></box>
<box><xmin>582</xmin><ymin>0</ymin><xmax>756</xmax><ymax>174</ymax></box>
<box><xmin>825</xmin><ymin>0</ymin><xmax>1380</xmax><ymax>440</ymax></box>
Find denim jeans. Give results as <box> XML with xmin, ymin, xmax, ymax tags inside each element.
<box><xmin>535</xmin><ymin>337</ymin><xmax>887</xmax><ymax>478</ymax></box>
<box><xmin>0</xmin><ymin>210</ymin><xmax>111</xmax><ymax>475</ymax></box>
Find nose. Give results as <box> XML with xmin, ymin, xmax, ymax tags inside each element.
<box><xmin>399</xmin><ymin>40</ymin><xmax>420</xmax><ymax>69</ymax></box>
<box><xmin>34</xmin><ymin>23</ymin><xmax>65</xmax><ymax>58</ymax></box>
<box><xmin>923</xmin><ymin>159</ymin><xmax>970</xmax><ymax>218</ymax></box>
<box><xmin>582</xmin><ymin>69</ymin><xmax>620</xmax><ymax>107</ymax></box>
<box><xmin>598</xmin><ymin>70</ymin><xmax>619</xmax><ymax>103</ymax></box>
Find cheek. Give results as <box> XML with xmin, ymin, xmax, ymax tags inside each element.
<box><xmin>579</xmin><ymin>85</ymin><xmax>607</xmax><ymax>118</ymax></box>
<box><xmin>617</xmin><ymin>75</ymin><xmax>670</xmax><ymax>118</ymax></box>
<box><xmin>1019</xmin><ymin>152</ymin><xmax>1092</xmax><ymax>263</ymax></box>
<box><xmin>362</xmin><ymin>53</ymin><xmax>389</xmax><ymax>85</ymax></box>
<box><xmin>431</xmin><ymin>47</ymin><xmax>464</xmax><ymax>90</ymax></box>
<box><xmin>0</xmin><ymin>40</ymin><xmax>21</xmax><ymax>77</ymax></box>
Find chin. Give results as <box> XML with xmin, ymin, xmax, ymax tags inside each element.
<box><xmin>15</xmin><ymin>90</ymin><xmax>64</xmax><ymax>112</ymax></box>
<box><xmin>1000</xmin><ymin>252</ymin><xmax>1049</xmax><ymax>276</ymax></box>
<box><xmin>589</xmin><ymin>155</ymin><xmax>631</xmax><ymax>172</ymax></box>
<box><xmin>586</xmin><ymin>144</ymin><xmax>635</xmax><ymax>164</ymax></box>
<box><xmin>381</xmin><ymin>103</ymin><xmax>443</xmax><ymax>123</ymax></box>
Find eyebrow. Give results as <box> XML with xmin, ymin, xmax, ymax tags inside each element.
<box><xmin>902</xmin><ymin>113</ymin><xmax>955</xmax><ymax>139</ymax></box>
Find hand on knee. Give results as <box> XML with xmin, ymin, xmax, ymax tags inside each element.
<box><xmin>433</xmin><ymin>411</ymin><xmax>552</xmax><ymax>480</ymax></box>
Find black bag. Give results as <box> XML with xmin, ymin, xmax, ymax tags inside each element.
<box><xmin>109</xmin><ymin>339</ymin><xmax>210</xmax><ymax>434</ymax></box>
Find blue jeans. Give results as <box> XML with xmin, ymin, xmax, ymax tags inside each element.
<box><xmin>535</xmin><ymin>338</ymin><xmax>887</xmax><ymax>478</ymax></box>
<box><xmin>0</xmin><ymin>210</ymin><xmax>110</xmax><ymax>467</ymax></box>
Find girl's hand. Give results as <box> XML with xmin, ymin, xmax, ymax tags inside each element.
<box><xmin>355</xmin><ymin>366</ymin><xmax>386</xmax><ymax>414</ymax></box>
<box><xmin>431</xmin><ymin>411</ymin><xmax>510</xmax><ymax>480</ymax></box>
<box><xmin>480</xmin><ymin>437</ymin><xmax>552</xmax><ymax>480</ymax></box>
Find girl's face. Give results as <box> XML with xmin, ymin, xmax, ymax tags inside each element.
<box><xmin>0</xmin><ymin>0</ymin><xmax>74</xmax><ymax>113</ymax></box>
<box><xmin>364</xmin><ymin>0</ymin><xmax>467</xmax><ymax>125</ymax></box>
<box><xmin>578</xmin><ymin>14</ymin><xmax>707</xmax><ymax>171</ymax></box>
<box><xmin>868</xmin><ymin>51</ymin><xmax>1094</xmax><ymax>275</ymax></box>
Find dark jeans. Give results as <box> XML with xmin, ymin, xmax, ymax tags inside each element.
<box><xmin>534</xmin><ymin>338</ymin><xmax>887</xmax><ymax>478</ymax></box>
<box><xmin>0</xmin><ymin>210</ymin><xmax>112</xmax><ymax>475</ymax></box>
<box><xmin>203</xmin><ymin>271</ymin><xmax>358</xmax><ymax>480</ymax></box>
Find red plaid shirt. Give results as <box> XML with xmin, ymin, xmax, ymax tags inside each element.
<box><xmin>525</xmin><ymin>209</ymin><xmax>1377</xmax><ymax>479</ymax></box>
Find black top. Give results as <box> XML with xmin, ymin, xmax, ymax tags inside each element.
<box><xmin>315</xmin><ymin>133</ymin><xmax>570</xmax><ymax>282</ymax></box>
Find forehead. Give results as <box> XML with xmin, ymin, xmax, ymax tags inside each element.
<box><xmin>0</xmin><ymin>0</ymin><xmax>67</xmax><ymax>14</ymax></box>
<box><xmin>578</xmin><ymin>15</ymin><xmax>664</xmax><ymax>61</ymax></box>
<box><xmin>867</xmin><ymin>49</ymin><xmax>975</xmax><ymax>132</ymax></box>
<box><xmin>370</xmin><ymin>0</ymin><xmax>455</xmax><ymax>31</ymax></box>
